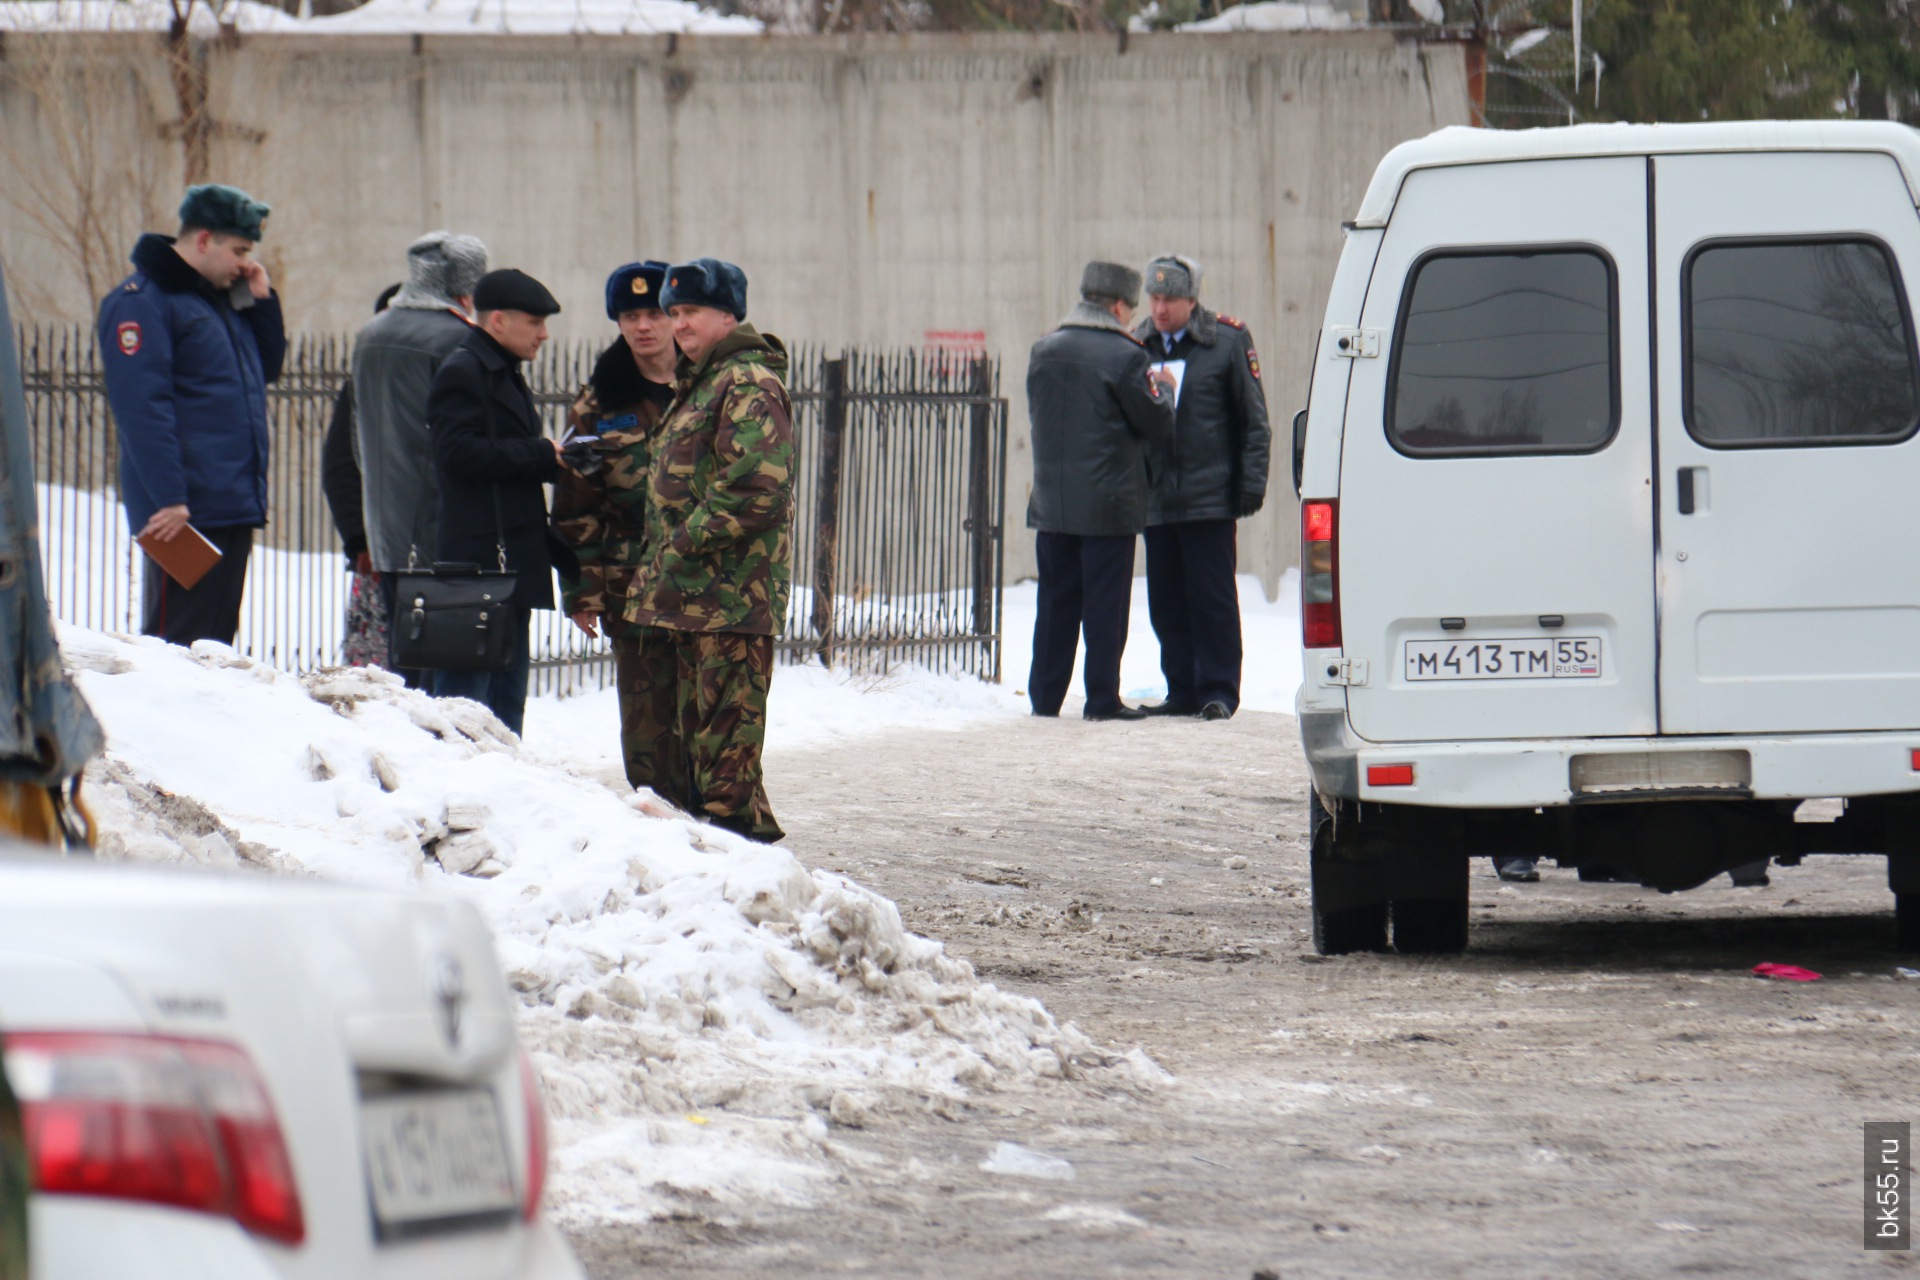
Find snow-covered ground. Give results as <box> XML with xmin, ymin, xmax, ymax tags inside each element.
<box><xmin>61</xmin><ymin>625</ymin><xmax>1176</xmax><ymax>1225</ymax></box>
<box><xmin>55</xmin><ymin>528</ymin><xmax>1299</xmax><ymax>1223</ymax></box>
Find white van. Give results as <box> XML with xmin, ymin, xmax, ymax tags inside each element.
<box><xmin>1294</xmin><ymin>122</ymin><xmax>1920</xmax><ymax>955</ymax></box>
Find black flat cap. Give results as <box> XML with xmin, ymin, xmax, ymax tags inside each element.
<box><xmin>473</xmin><ymin>268</ymin><xmax>561</xmax><ymax>317</ymax></box>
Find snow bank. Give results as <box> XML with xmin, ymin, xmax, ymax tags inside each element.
<box><xmin>61</xmin><ymin>626</ymin><xmax>1138</xmax><ymax>1223</ymax></box>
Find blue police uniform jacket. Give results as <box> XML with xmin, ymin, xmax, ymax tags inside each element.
<box><xmin>97</xmin><ymin>232</ymin><xmax>287</xmax><ymax>532</ymax></box>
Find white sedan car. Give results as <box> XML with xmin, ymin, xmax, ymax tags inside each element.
<box><xmin>0</xmin><ymin>850</ymin><xmax>584</xmax><ymax>1279</ymax></box>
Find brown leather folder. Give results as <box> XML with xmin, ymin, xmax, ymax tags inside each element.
<box><xmin>135</xmin><ymin>524</ymin><xmax>223</xmax><ymax>590</ymax></box>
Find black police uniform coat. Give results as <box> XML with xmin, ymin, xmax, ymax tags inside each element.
<box><xmin>427</xmin><ymin>328</ymin><xmax>570</xmax><ymax>610</ymax></box>
<box><xmin>1025</xmin><ymin>302</ymin><xmax>1175</xmax><ymax>537</ymax></box>
<box><xmin>1132</xmin><ymin>305</ymin><xmax>1272</xmax><ymax>524</ymax></box>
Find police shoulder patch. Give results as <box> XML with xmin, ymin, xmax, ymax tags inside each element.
<box><xmin>1245</xmin><ymin>344</ymin><xmax>1261</xmax><ymax>380</ymax></box>
<box><xmin>115</xmin><ymin>321</ymin><xmax>142</xmax><ymax>356</ymax></box>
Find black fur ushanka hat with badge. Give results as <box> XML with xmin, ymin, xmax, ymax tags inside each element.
<box><xmin>605</xmin><ymin>260</ymin><xmax>669</xmax><ymax>320</ymax></box>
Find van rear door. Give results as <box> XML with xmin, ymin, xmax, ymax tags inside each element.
<box><xmin>1652</xmin><ymin>151</ymin><xmax>1920</xmax><ymax>735</ymax></box>
<box><xmin>1339</xmin><ymin>157</ymin><xmax>1659</xmax><ymax>743</ymax></box>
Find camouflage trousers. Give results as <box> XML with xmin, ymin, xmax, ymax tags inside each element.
<box><xmin>616</xmin><ymin>623</ymin><xmax>783</xmax><ymax>844</ymax></box>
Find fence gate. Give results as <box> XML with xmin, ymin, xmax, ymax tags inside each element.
<box><xmin>787</xmin><ymin>350</ymin><xmax>1008</xmax><ymax>681</ymax></box>
<box><xmin>20</xmin><ymin>326</ymin><xmax>1007</xmax><ymax>692</ymax></box>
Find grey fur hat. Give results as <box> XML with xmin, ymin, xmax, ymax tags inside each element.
<box><xmin>1145</xmin><ymin>253</ymin><xmax>1203</xmax><ymax>299</ymax></box>
<box><xmin>390</xmin><ymin>231</ymin><xmax>490</xmax><ymax>312</ymax></box>
<box><xmin>1079</xmin><ymin>260</ymin><xmax>1141</xmax><ymax>306</ymax></box>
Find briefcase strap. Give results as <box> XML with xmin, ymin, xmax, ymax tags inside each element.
<box><xmin>483</xmin><ymin>370</ymin><xmax>510</xmax><ymax>573</ymax></box>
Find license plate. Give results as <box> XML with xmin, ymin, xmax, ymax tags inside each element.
<box><xmin>1404</xmin><ymin>636</ymin><xmax>1603</xmax><ymax>681</ymax></box>
<box><xmin>361</xmin><ymin>1088</ymin><xmax>518</xmax><ymax>1238</ymax></box>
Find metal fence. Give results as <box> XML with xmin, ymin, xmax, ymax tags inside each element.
<box><xmin>20</xmin><ymin>325</ymin><xmax>1008</xmax><ymax>693</ymax></box>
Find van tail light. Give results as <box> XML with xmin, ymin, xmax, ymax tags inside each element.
<box><xmin>1367</xmin><ymin>764</ymin><xmax>1416</xmax><ymax>787</ymax></box>
<box><xmin>1302</xmin><ymin>499</ymin><xmax>1342</xmax><ymax>649</ymax></box>
<box><xmin>517</xmin><ymin>1045</ymin><xmax>549</xmax><ymax>1222</ymax></box>
<box><xmin>3</xmin><ymin>1032</ymin><xmax>304</xmax><ymax>1245</ymax></box>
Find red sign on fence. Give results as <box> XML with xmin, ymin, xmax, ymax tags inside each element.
<box><xmin>924</xmin><ymin>329</ymin><xmax>987</xmax><ymax>374</ymax></box>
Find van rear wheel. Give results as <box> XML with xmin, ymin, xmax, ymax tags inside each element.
<box><xmin>1310</xmin><ymin>792</ymin><xmax>1471</xmax><ymax>955</ymax></box>
<box><xmin>1309</xmin><ymin>790</ymin><xmax>1388</xmax><ymax>955</ymax></box>
<box><xmin>1314</xmin><ymin>901</ymin><xmax>1390</xmax><ymax>955</ymax></box>
<box><xmin>1897</xmin><ymin>894</ymin><xmax>1920</xmax><ymax>952</ymax></box>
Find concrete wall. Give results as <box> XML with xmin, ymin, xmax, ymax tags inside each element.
<box><xmin>0</xmin><ymin>31</ymin><xmax>1471</xmax><ymax>590</ymax></box>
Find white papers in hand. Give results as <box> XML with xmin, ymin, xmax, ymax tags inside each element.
<box><xmin>1150</xmin><ymin>358</ymin><xmax>1186</xmax><ymax>407</ymax></box>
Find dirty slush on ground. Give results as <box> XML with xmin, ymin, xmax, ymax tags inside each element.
<box><xmin>570</xmin><ymin>709</ymin><xmax>1919</xmax><ymax>1279</ymax></box>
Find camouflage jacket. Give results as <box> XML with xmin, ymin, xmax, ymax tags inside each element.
<box><xmin>550</xmin><ymin>340</ymin><xmax>675</xmax><ymax>618</ymax></box>
<box><xmin>624</xmin><ymin>324</ymin><xmax>794</xmax><ymax>635</ymax></box>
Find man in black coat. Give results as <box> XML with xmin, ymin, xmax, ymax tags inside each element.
<box><xmin>1131</xmin><ymin>254</ymin><xmax>1272</xmax><ymax>721</ymax></box>
<box><xmin>1025</xmin><ymin>261</ymin><xmax>1175</xmax><ymax>721</ymax></box>
<box><xmin>426</xmin><ymin>269</ymin><xmax>567</xmax><ymax>736</ymax></box>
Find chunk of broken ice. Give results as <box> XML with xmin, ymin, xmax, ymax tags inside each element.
<box><xmin>980</xmin><ymin>1140</ymin><xmax>1075</xmax><ymax>1181</ymax></box>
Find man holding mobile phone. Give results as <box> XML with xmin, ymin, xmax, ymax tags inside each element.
<box><xmin>99</xmin><ymin>183</ymin><xmax>283</xmax><ymax>646</ymax></box>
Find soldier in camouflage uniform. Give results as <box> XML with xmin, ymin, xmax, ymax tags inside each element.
<box><xmin>551</xmin><ymin>261</ymin><xmax>686</xmax><ymax>804</ymax></box>
<box><xmin>626</xmin><ymin>258</ymin><xmax>793</xmax><ymax>843</ymax></box>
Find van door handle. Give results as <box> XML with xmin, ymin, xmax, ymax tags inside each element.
<box><xmin>1676</xmin><ymin>467</ymin><xmax>1703</xmax><ymax>515</ymax></box>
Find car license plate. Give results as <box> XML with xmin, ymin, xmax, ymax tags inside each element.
<box><xmin>1404</xmin><ymin>636</ymin><xmax>1603</xmax><ymax>681</ymax></box>
<box><xmin>361</xmin><ymin>1088</ymin><xmax>517</xmax><ymax>1238</ymax></box>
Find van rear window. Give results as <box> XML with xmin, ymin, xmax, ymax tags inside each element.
<box><xmin>1686</xmin><ymin>238</ymin><xmax>1919</xmax><ymax>448</ymax></box>
<box><xmin>1387</xmin><ymin>249</ymin><xmax>1618</xmax><ymax>457</ymax></box>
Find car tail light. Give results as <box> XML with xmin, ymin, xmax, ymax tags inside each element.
<box><xmin>1302</xmin><ymin>499</ymin><xmax>1341</xmax><ymax>649</ymax></box>
<box><xmin>1367</xmin><ymin>764</ymin><xmax>1415</xmax><ymax>787</ymax></box>
<box><xmin>4</xmin><ymin>1032</ymin><xmax>305</xmax><ymax>1245</ymax></box>
<box><xmin>517</xmin><ymin>1045</ymin><xmax>549</xmax><ymax>1222</ymax></box>
<box><xmin>1911</xmin><ymin>748</ymin><xmax>1920</xmax><ymax>771</ymax></box>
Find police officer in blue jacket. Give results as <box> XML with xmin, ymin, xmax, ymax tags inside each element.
<box><xmin>98</xmin><ymin>184</ymin><xmax>285</xmax><ymax>646</ymax></box>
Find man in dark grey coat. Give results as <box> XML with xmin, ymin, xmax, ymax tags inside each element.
<box><xmin>1026</xmin><ymin>261</ymin><xmax>1175</xmax><ymax>721</ymax></box>
<box><xmin>1131</xmin><ymin>253</ymin><xmax>1271</xmax><ymax>721</ymax></box>
<box><xmin>351</xmin><ymin>230</ymin><xmax>488</xmax><ymax>683</ymax></box>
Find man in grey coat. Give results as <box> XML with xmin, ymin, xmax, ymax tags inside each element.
<box><xmin>1132</xmin><ymin>253</ymin><xmax>1271</xmax><ymax>721</ymax></box>
<box><xmin>351</xmin><ymin>230</ymin><xmax>487</xmax><ymax>683</ymax></box>
<box><xmin>1025</xmin><ymin>260</ymin><xmax>1175</xmax><ymax>721</ymax></box>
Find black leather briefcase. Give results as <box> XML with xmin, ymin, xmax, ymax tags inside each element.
<box><xmin>392</xmin><ymin>562</ymin><xmax>518</xmax><ymax>672</ymax></box>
